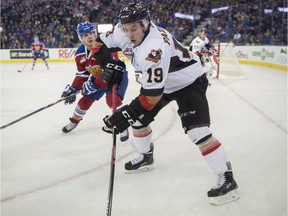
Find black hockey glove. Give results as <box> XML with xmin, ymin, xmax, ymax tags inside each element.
<box><xmin>102</xmin><ymin>60</ymin><xmax>125</xmax><ymax>90</ymax></box>
<box><xmin>103</xmin><ymin>105</ymin><xmax>137</xmax><ymax>133</ymax></box>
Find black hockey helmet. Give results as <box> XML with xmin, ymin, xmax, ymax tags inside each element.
<box><xmin>119</xmin><ymin>2</ymin><xmax>150</xmax><ymax>24</ymax></box>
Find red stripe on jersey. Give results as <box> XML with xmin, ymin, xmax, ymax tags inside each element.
<box><xmin>138</xmin><ymin>95</ymin><xmax>156</xmax><ymax>110</ymax></box>
<box><xmin>111</xmin><ymin>52</ymin><xmax>119</xmax><ymax>60</ymax></box>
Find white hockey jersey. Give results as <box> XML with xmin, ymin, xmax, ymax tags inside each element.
<box><xmin>100</xmin><ymin>22</ymin><xmax>203</xmax><ymax>94</ymax></box>
<box><xmin>190</xmin><ymin>36</ymin><xmax>209</xmax><ymax>53</ymax></box>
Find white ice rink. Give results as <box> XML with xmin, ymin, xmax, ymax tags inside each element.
<box><xmin>1</xmin><ymin>61</ymin><xmax>287</xmax><ymax>216</ymax></box>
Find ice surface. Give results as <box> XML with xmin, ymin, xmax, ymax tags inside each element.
<box><xmin>1</xmin><ymin>61</ymin><xmax>287</xmax><ymax>216</ymax></box>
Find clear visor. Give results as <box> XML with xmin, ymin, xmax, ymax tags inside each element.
<box><xmin>120</xmin><ymin>18</ymin><xmax>149</xmax><ymax>32</ymax></box>
<box><xmin>78</xmin><ymin>29</ymin><xmax>97</xmax><ymax>43</ymax></box>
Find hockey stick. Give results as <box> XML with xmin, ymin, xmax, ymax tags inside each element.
<box><xmin>0</xmin><ymin>92</ymin><xmax>79</xmax><ymax>130</ymax></box>
<box><xmin>106</xmin><ymin>84</ymin><xmax>117</xmax><ymax>216</ymax></box>
<box><xmin>17</xmin><ymin>59</ymin><xmax>31</xmax><ymax>73</ymax></box>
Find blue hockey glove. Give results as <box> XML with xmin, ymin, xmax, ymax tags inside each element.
<box><xmin>102</xmin><ymin>60</ymin><xmax>125</xmax><ymax>90</ymax></box>
<box><xmin>82</xmin><ymin>76</ymin><xmax>101</xmax><ymax>96</ymax></box>
<box><xmin>61</xmin><ymin>84</ymin><xmax>77</xmax><ymax>105</ymax></box>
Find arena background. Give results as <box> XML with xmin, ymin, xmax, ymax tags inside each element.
<box><xmin>1</xmin><ymin>1</ymin><xmax>287</xmax><ymax>216</ymax></box>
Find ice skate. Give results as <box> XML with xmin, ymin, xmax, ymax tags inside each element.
<box><xmin>120</xmin><ymin>129</ymin><xmax>129</xmax><ymax>142</ymax></box>
<box><xmin>208</xmin><ymin>171</ymin><xmax>240</xmax><ymax>205</ymax></box>
<box><xmin>62</xmin><ymin>118</ymin><xmax>80</xmax><ymax>133</ymax></box>
<box><xmin>125</xmin><ymin>143</ymin><xmax>154</xmax><ymax>173</ymax></box>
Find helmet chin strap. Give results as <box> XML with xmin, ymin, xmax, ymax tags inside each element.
<box><xmin>78</xmin><ymin>35</ymin><xmax>83</xmax><ymax>43</ymax></box>
<box><xmin>142</xmin><ymin>21</ymin><xmax>150</xmax><ymax>37</ymax></box>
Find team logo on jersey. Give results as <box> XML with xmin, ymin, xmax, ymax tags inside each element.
<box><xmin>86</xmin><ymin>65</ymin><xmax>102</xmax><ymax>77</ymax></box>
<box><xmin>145</xmin><ymin>48</ymin><xmax>163</xmax><ymax>63</ymax></box>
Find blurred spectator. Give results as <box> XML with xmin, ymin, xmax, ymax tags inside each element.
<box><xmin>207</xmin><ymin>0</ymin><xmax>287</xmax><ymax>45</ymax></box>
<box><xmin>1</xmin><ymin>0</ymin><xmax>101</xmax><ymax>49</ymax></box>
<box><xmin>0</xmin><ymin>0</ymin><xmax>287</xmax><ymax>49</ymax></box>
<box><xmin>233</xmin><ymin>30</ymin><xmax>242</xmax><ymax>44</ymax></box>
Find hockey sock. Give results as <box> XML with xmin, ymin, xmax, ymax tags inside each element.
<box><xmin>200</xmin><ymin>139</ymin><xmax>229</xmax><ymax>175</ymax></box>
<box><xmin>131</xmin><ymin>129</ymin><xmax>152</xmax><ymax>154</ymax></box>
<box><xmin>197</xmin><ymin>136</ymin><xmax>228</xmax><ymax>175</ymax></box>
<box><xmin>70</xmin><ymin>116</ymin><xmax>82</xmax><ymax>123</ymax></box>
<box><xmin>74</xmin><ymin>97</ymin><xmax>95</xmax><ymax>118</ymax></box>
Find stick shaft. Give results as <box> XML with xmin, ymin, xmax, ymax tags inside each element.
<box><xmin>0</xmin><ymin>93</ymin><xmax>78</xmax><ymax>130</ymax></box>
<box><xmin>18</xmin><ymin>59</ymin><xmax>31</xmax><ymax>72</ymax></box>
<box><xmin>106</xmin><ymin>84</ymin><xmax>117</xmax><ymax>216</ymax></box>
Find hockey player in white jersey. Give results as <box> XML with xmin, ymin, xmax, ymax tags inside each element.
<box><xmin>189</xmin><ymin>28</ymin><xmax>219</xmax><ymax>83</ymax></box>
<box><xmin>94</xmin><ymin>2</ymin><xmax>239</xmax><ymax>205</ymax></box>
<box><xmin>189</xmin><ymin>28</ymin><xmax>209</xmax><ymax>53</ymax></box>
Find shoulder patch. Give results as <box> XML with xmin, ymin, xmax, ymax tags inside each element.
<box><xmin>145</xmin><ymin>48</ymin><xmax>163</xmax><ymax>63</ymax></box>
<box><xmin>80</xmin><ymin>56</ymin><xmax>86</xmax><ymax>64</ymax></box>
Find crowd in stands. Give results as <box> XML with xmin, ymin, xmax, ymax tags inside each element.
<box><xmin>99</xmin><ymin>0</ymin><xmax>210</xmax><ymax>43</ymax></box>
<box><xmin>207</xmin><ymin>0</ymin><xmax>287</xmax><ymax>45</ymax></box>
<box><xmin>0</xmin><ymin>0</ymin><xmax>287</xmax><ymax>49</ymax></box>
<box><xmin>1</xmin><ymin>0</ymin><xmax>101</xmax><ymax>49</ymax></box>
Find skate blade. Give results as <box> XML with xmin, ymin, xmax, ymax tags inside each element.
<box><xmin>209</xmin><ymin>189</ymin><xmax>240</xmax><ymax>206</ymax></box>
<box><xmin>124</xmin><ymin>165</ymin><xmax>154</xmax><ymax>174</ymax></box>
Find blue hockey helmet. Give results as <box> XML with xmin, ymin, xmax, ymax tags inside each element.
<box><xmin>77</xmin><ymin>21</ymin><xmax>95</xmax><ymax>37</ymax></box>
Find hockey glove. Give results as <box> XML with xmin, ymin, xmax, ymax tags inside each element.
<box><xmin>103</xmin><ymin>105</ymin><xmax>137</xmax><ymax>133</ymax></box>
<box><xmin>82</xmin><ymin>76</ymin><xmax>101</xmax><ymax>96</ymax></box>
<box><xmin>61</xmin><ymin>84</ymin><xmax>77</xmax><ymax>105</ymax></box>
<box><xmin>209</xmin><ymin>48</ymin><xmax>218</xmax><ymax>56</ymax></box>
<box><xmin>102</xmin><ymin>60</ymin><xmax>125</xmax><ymax>90</ymax></box>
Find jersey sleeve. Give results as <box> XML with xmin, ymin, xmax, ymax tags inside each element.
<box><xmin>74</xmin><ymin>54</ymin><xmax>89</xmax><ymax>77</ymax></box>
<box><xmin>99</xmin><ymin>23</ymin><xmax>124</xmax><ymax>49</ymax></box>
<box><xmin>72</xmin><ymin>52</ymin><xmax>90</xmax><ymax>89</ymax></box>
<box><xmin>41</xmin><ymin>43</ymin><xmax>46</xmax><ymax>50</ymax></box>
<box><xmin>71</xmin><ymin>76</ymin><xmax>87</xmax><ymax>90</ymax></box>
